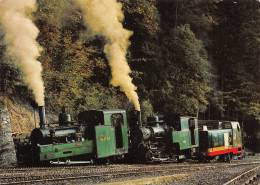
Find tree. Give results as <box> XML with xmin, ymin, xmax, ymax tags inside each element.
<box><xmin>212</xmin><ymin>0</ymin><xmax>260</xmax><ymax>119</ymax></box>
<box><xmin>122</xmin><ymin>0</ymin><xmax>161</xmax><ymax>94</ymax></box>
<box><xmin>153</xmin><ymin>25</ymin><xmax>211</xmax><ymax>117</ymax></box>
<box><xmin>34</xmin><ymin>0</ymin><xmax>125</xmax><ymax>113</ymax></box>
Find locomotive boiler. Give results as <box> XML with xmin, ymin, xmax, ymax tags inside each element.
<box><xmin>31</xmin><ymin>106</ymin><xmax>86</xmax><ymax>147</ymax></box>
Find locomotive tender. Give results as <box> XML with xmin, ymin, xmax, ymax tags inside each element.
<box><xmin>23</xmin><ymin>106</ymin><xmax>243</xmax><ymax>165</ymax></box>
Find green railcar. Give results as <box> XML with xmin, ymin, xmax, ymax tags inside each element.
<box><xmin>198</xmin><ymin>121</ymin><xmax>243</xmax><ymax>162</ymax></box>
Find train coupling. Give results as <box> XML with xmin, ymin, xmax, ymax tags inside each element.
<box><xmin>50</xmin><ymin>159</ymin><xmax>94</xmax><ymax>165</ymax></box>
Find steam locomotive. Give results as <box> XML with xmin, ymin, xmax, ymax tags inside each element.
<box><xmin>16</xmin><ymin>106</ymin><xmax>243</xmax><ymax>165</ymax></box>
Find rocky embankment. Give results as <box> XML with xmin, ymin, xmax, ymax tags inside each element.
<box><xmin>5</xmin><ymin>97</ymin><xmax>57</xmax><ymax>134</ymax></box>
<box><xmin>0</xmin><ymin>97</ymin><xmax>17</xmax><ymax>167</ymax></box>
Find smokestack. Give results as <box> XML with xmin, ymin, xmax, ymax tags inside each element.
<box><xmin>137</xmin><ymin>111</ymin><xmax>142</xmax><ymax>127</ymax></box>
<box><xmin>38</xmin><ymin>106</ymin><xmax>47</xmax><ymax>129</ymax></box>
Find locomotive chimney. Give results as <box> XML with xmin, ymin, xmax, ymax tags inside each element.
<box><xmin>38</xmin><ymin>106</ymin><xmax>47</xmax><ymax>129</ymax></box>
<box><xmin>137</xmin><ymin>111</ymin><xmax>142</xmax><ymax>127</ymax></box>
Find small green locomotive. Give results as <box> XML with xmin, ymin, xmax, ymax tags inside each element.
<box><xmin>30</xmin><ymin>107</ymin><xmax>129</xmax><ymax>164</ymax></box>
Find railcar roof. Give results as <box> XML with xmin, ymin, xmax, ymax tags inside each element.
<box><xmin>96</xmin><ymin>109</ymin><xmax>126</xmax><ymax>114</ymax></box>
<box><xmin>179</xmin><ymin>116</ymin><xmax>197</xmax><ymax>119</ymax></box>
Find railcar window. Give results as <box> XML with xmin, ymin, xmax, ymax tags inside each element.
<box><xmin>173</xmin><ymin>121</ymin><xmax>181</xmax><ymax>131</ymax></box>
<box><xmin>223</xmin><ymin>122</ymin><xmax>232</xmax><ymax>129</ymax></box>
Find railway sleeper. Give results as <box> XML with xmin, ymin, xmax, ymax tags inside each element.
<box><xmin>244</xmin><ymin>173</ymin><xmax>260</xmax><ymax>185</ymax></box>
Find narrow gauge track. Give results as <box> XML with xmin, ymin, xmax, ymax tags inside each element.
<box><xmin>1</xmin><ymin>161</ymin><xmax>259</xmax><ymax>173</ymax></box>
<box><xmin>1</xmin><ymin>162</ymin><xmax>259</xmax><ymax>185</ymax></box>
<box><xmin>0</xmin><ymin>164</ymin><xmax>109</xmax><ymax>173</ymax></box>
<box><xmin>1</xmin><ymin>165</ymin><xmax>212</xmax><ymax>185</ymax></box>
<box><xmin>223</xmin><ymin>165</ymin><xmax>260</xmax><ymax>185</ymax></box>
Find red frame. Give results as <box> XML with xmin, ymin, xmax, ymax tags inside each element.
<box><xmin>205</xmin><ymin>146</ymin><xmax>242</xmax><ymax>156</ymax></box>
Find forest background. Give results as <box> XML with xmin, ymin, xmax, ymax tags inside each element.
<box><xmin>0</xmin><ymin>0</ymin><xmax>259</xmax><ymax>122</ymax></box>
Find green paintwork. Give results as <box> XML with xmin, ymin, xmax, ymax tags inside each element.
<box><xmin>39</xmin><ymin>140</ymin><xmax>94</xmax><ymax>161</ymax></box>
<box><xmin>192</xmin><ymin>119</ymin><xmax>199</xmax><ymax>147</ymax></box>
<box><xmin>180</xmin><ymin>117</ymin><xmax>189</xmax><ymax>130</ymax></box>
<box><xmin>122</xmin><ymin>125</ymin><xmax>129</xmax><ymax>149</ymax></box>
<box><xmin>172</xmin><ymin>116</ymin><xmax>199</xmax><ymax>150</ymax></box>
<box><xmin>172</xmin><ymin>131</ymin><xmax>191</xmax><ymax>150</ymax></box>
<box><xmin>210</xmin><ymin>129</ymin><xmax>232</xmax><ymax>148</ymax></box>
<box><xmin>200</xmin><ymin>129</ymin><xmax>232</xmax><ymax>149</ymax></box>
<box><xmin>95</xmin><ymin>125</ymin><xmax>116</xmax><ymax>158</ymax></box>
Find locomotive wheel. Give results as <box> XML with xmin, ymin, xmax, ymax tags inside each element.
<box><xmin>145</xmin><ymin>150</ymin><xmax>152</xmax><ymax>162</ymax></box>
<box><xmin>223</xmin><ymin>154</ymin><xmax>229</xmax><ymax>162</ymax></box>
<box><xmin>220</xmin><ymin>153</ymin><xmax>232</xmax><ymax>162</ymax></box>
<box><xmin>102</xmin><ymin>156</ymin><xmax>114</xmax><ymax>164</ymax></box>
<box><xmin>198</xmin><ymin>157</ymin><xmax>211</xmax><ymax>163</ymax></box>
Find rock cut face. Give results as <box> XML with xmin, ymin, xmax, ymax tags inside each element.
<box><xmin>0</xmin><ymin>99</ymin><xmax>17</xmax><ymax>167</ymax></box>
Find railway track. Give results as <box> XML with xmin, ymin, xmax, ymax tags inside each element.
<box><xmin>0</xmin><ymin>165</ymin><xmax>209</xmax><ymax>184</ymax></box>
<box><xmin>1</xmin><ymin>160</ymin><xmax>259</xmax><ymax>173</ymax></box>
<box><xmin>1</xmin><ymin>162</ymin><xmax>259</xmax><ymax>184</ymax></box>
<box><xmin>223</xmin><ymin>165</ymin><xmax>260</xmax><ymax>185</ymax></box>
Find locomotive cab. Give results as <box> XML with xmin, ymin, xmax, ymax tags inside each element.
<box><xmin>78</xmin><ymin>109</ymin><xmax>129</xmax><ymax>159</ymax></box>
<box><xmin>170</xmin><ymin>116</ymin><xmax>199</xmax><ymax>161</ymax></box>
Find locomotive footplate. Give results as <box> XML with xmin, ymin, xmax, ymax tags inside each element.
<box><xmin>50</xmin><ymin>159</ymin><xmax>94</xmax><ymax>165</ymax></box>
<box><xmin>150</xmin><ymin>157</ymin><xmax>177</xmax><ymax>163</ymax></box>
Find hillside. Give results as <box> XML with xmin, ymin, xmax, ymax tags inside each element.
<box><xmin>0</xmin><ymin>0</ymin><xmax>259</xmax><ymax>122</ymax></box>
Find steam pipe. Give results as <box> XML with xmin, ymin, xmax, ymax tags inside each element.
<box><xmin>39</xmin><ymin>106</ymin><xmax>47</xmax><ymax>129</ymax></box>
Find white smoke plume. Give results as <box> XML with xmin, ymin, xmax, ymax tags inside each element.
<box><xmin>77</xmin><ymin>0</ymin><xmax>140</xmax><ymax>111</ymax></box>
<box><xmin>0</xmin><ymin>0</ymin><xmax>45</xmax><ymax>106</ymax></box>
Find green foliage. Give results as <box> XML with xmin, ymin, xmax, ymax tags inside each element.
<box><xmin>0</xmin><ymin>0</ymin><xmax>258</xmax><ymax>120</ymax></box>
<box><xmin>0</xmin><ymin>27</ymin><xmax>20</xmax><ymax>93</ymax></box>
<box><xmin>33</xmin><ymin>0</ymin><xmax>125</xmax><ymax>113</ymax></box>
<box><xmin>211</xmin><ymin>0</ymin><xmax>260</xmax><ymax>119</ymax></box>
<box><xmin>140</xmin><ymin>99</ymin><xmax>154</xmax><ymax>122</ymax></box>
<box><xmin>153</xmin><ymin>25</ymin><xmax>211</xmax><ymax>116</ymax></box>
<box><xmin>122</xmin><ymin>0</ymin><xmax>161</xmax><ymax>91</ymax></box>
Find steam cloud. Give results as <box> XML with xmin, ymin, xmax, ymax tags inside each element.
<box><xmin>0</xmin><ymin>0</ymin><xmax>45</xmax><ymax>106</ymax></box>
<box><xmin>77</xmin><ymin>0</ymin><xmax>140</xmax><ymax>111</ymax></box>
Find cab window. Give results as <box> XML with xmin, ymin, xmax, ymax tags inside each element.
<box><xmin>111</xmin><ymin>113</ymin><xmax>123</xmax><ymax>126</ymax></box>
<box><xmin>237</xmin><ymin>124</ymin><xmax>240</xmax><ymax>131</ymax></box>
